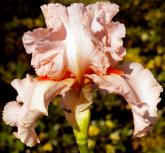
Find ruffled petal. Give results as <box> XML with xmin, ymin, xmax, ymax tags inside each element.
<box><xmin>87</xmin><ymin>2</ymin><xmax>119</xmax><ymax>33</ymax></box>
<box><xmin>22</xmin><ymin>27</ymin><xmax>67</xmax><ymax>80</ymax></box>
<box><xmin>40</xmin><ymin>3</ymin><xmax>111</xmax><ymax>81</ymax></box>
<box><xmin>86</xmin><ymin>2</ymin><xmax>126</xmax><ymax>66</ymax></box>
<box><xmin>87</xmin><ymin>63</ymin><xmax>163</xmax><ymax>136</ymax></box>
<box><xmin>3</xmin><ymin>75</ymin><xmax>75</xmax><ymax>147</ymax></box>
<box><xmin>41</xmin><ymin>3</ymin><xmax>67</xmax><ymax>29</ymax></box>
<box><xmin>105</xmin><ymin>22</ymin><xmax>126</xmax><ymax>67</ymax></box>
<box><xmin>23</xmin><ymin>2</ymin><xmax>125</xmax><ymax>81</ymax></box>
<box><xmin>31</xmin><ymin>77</ymin><xmax>75</xmax><ymax>115</ymax></box>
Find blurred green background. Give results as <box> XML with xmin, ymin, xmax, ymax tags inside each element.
<box><xmin>0</xmin><ymin>0</ymin><xmax>165</xmax><ymax>153</ymax></box>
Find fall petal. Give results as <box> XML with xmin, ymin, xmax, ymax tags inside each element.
<box><xmin>88</xmin><ymin>63</ymin><xmax>163</xmax><ymax>136</ymax></box>
<box><xmin>3</xmin><ymin>101</ymin><xmax>22</xmax><ymax>126</ymax></box>
<box><xmin>13</xmin><ymin>110</ymin><xmax>41</xmax><ymax>147</ymax></box>
<box><xmin>121</xmin><ymin>63</ymin><xmax>163</xmax><ymax>118</ymax></box>
<box><xmin>2</xmin><ymin>75</ymin><xmax>75</xmax><ymax>147</ymax></box>
<box><xmin>31</xmin><ymin>78</ymin><xmax>75</xmax><ymax>115</ymax></box>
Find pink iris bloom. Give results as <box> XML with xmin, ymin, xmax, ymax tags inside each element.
<box><xmin>3</xmin><ymin>2</ymin><xmax>163</xmax><ymax>147</ymax></box>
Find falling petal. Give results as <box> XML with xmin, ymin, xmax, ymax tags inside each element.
<box><xmin>3</xmin><ymin>75</ymin><xmax>75</xmax><ymax>146</ymax></box>
<box><xmin>87</xmin><ymin>63</ymin><xmax>163</xmax><ymax>136</ymax></box>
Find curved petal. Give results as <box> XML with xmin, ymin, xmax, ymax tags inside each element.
<box><xmin>64</xmin><ymin>3</ymin><xmax>108</xmax><ymax>81</ymax></box>
<box><xmin>41</xmin><ymin>3</ymin><xmax>67</xmax><ymax>29</ymax></box>
<box><xmin>88</xmin><ymin>63</ymin><xmax>163</xmax><ymax>136</ymax></box>
<box><xmin>86</xmin><ymin>2</ymin><xmax>126</xmax><ymax>66</ymax></box>
<box><xmin>87</xmin><ymin>2</ymin><xmax>119</xmax><ymax>33</ymax></box>
<box><xmin>23</xmin><ymin>2</ymin><xmax>124</xmax><ymax>81</ymax></box>
<box><xmin>22</xmin><ymin>27</ymin><xmax>67</xmax><ymax>80</ymax></box>
<box><xmin>2</xmin><ymin>75</ymin><xmax>75</xmax><ymax>147</ymax></box>
<box><xmin>40</xmin><ymin>3</ymin><xmax>111</xmax><ymax>81</ymax></box>
<box><xmin>105</xmin><ymin>22</ymin><xmax>126</xmax><ymax>65</ymax></box>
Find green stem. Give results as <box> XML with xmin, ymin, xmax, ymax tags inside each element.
<box><xmin>73</xmin><ymin>109</ymin><xmax>90</xmax><ymax>153</ymax></box>
<box><xmin>64</xmin><ymin>109</ymin><xmax>91</xmax><ymax>153</ymax></box>
<box><xmin>78</xmin><ymin>143</ymin><xmax>90</xmax><ymax>153</ymax></box>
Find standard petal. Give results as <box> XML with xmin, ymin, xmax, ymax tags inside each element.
<box><xmin>86</xmin><ymin>2</ymin><xmax>126</xmax><ymax>66</ymax></box>
<box><xmin>88</xmin><ymin>63</ymin><xmax>163</xmax><ymax>136</ymax></box>
<box><xmin>64</xmin><ymin>3</ymin><xmax>98</xmax><ymax>81</ymax></box>
<box><xmin>40</xmin><ymin>3</ymin><xmax>111</xmax><ymax>81</ymax></box>
<box><xmin>105</xmin><ymin>22</ymin><xmax>126</xmax><ymax>66</ymax></box>
<box><xmin>2</xmin><ymin>75</ymin><xmax>75</xmax><ymax>147</ymax></box>
<box><xmin>41</xmin><ymin>3</ymin><xmax>67</xmax><ymax>29</ymax></box>
<box><xmin>22</xmin><ymin>27</ymin><xmax>67</xmax><ymax>80</ymax></box>
<box><xmin>87</xmin><ymin>2</ymin><xmax>119</xmax><ymax>33</ymax></box>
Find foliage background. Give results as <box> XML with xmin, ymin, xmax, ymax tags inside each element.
<box><xmin>0</xmin><ymin>0</ymin><xmax>164</xmax><ymax>153</ymax></box>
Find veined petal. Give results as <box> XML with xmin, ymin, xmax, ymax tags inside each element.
<box><xmin>86</xmin><ymin>2</ymin><xmax>126</xmax><ymax>66</ymax></box>
<box><xmin>87</xmin><ymin>2</ymin><xmax>119</xmax><ymax>33</ymax></box>
<box><xmin>23</xmin><ymin>2</ymin><xmax>125</xmax><ymax>81</ymax></box>
<box><xmin>64</xmin><ymin>3</ymin><xmax>100</xmax><ymax>81</ymax></box>
<box><xmin>31</xmin><ymin>77</ymin><xmax>75</xmax><ymax>115</ymax></box>
<box><xmin>2</xmin><ymin>75</ymin><xmax>75</xmax><ymax>147</ymax></box>
<box><xmin>40</xmin><ymin>3</ymin><xmax>111</xmax><ymax>81</ymax></box>
<box><xmin>41</xmin><ymin>3</ymin><xmax>67</xmax><ymax>29</ymax></box>
<box><xmin>88</xmin><ymin>63</ymin><xmax>163</xmax><ymax>136</ymax></box>
<box><xmin>105</xmin><ymin>22</ymin><xmax>126</xmax><ymax>66</ymax></box>
<box><xmin>22</xmin><ymin>27</ymin><xmax>67</xmax><ymax>80</ymax></box>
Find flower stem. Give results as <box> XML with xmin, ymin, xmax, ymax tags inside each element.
<box><xmin>77</xmin><ymin>143</ymin><xmax>90</xmax><ymax>153</ymax></box>
<box><xmin>73</xmin><ymin>109</ymin><xmax>91</xmax><ymax>153</ymax></box>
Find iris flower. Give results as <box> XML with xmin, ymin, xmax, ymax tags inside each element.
<box><xmin>3</xmin><ymin>1</ymin><xmax>163</xmax><ymax>149</ymax></box>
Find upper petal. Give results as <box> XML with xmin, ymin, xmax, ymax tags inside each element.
<box><xmin>88</xmin><ymin>62</ymin><xmax>163</xmax><ymax>136</ymax></box>
<box><xmin>3</xmin><ymin>75</ymin><xmax>75</xmax><ymax>147</ymax></box>
<box><xmin>87</xmin><ymin>2</ymin><xmax>119</xmax><ymax>33</ymax></box>
<box><xmin>23</xmin><ymin>2</ymin><xmax>124</xmax><ymax>81</ymax></box>
<box><xmin>22</xmin><ymin>28</ymin><xmax>67</xmax><ymax>80</ymax></box>
<box><xmin>40</xmin><ymin>3</ymin><xmax>111</xmax><ymax>81</ymax></box>
<box><xmin>86</xmin><ymin>2</ymin><xmax>126</xmax><ymax>66</ymax></box>
<box><xmin>41</xmin><ymin>3</ymin><xmax>67</xmax><ymax>29</ymax></box>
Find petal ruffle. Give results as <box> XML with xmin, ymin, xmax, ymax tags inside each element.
<box><xmin>3</xmin><ymin>75</ymin><xmax>75</xmax><ymax>147</ymax></box>
<box><xmin>87</xmin><ymin>2</ymin><xmax>126</xmax><ymax>66</ymax></box>
<box><xmin>39</xmin><ymin>3</ymin><xmax>111</xmax><ymax>80</ymax></box>
<box><xmin>22</xmin><ymin>27</ymin><xmax>67</xmax><ymax>80</ymax></box>
<box><xmin>105</xmin><ymin>22</ymin><xmax>126</xmax><ymax>66</ymax></box>
<box><xmin>88</xmin><ymin>63</ymin><xmax>163</xmax><ymax>136</ymax></box>
<box><xmin>87</xmin><ymin>2</ymin><xmax>119</xmax><ymax>33</ymax></box>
